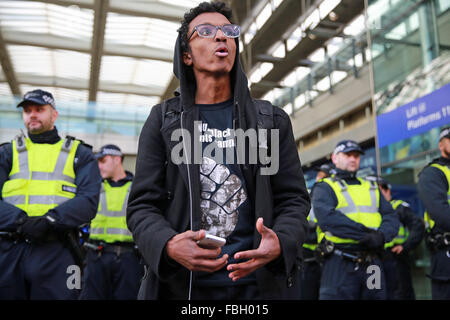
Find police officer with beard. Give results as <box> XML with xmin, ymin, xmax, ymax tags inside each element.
<box><xmin>0</xmin><ymin>89</ymin><xmax>101</xmax><ymax>299</ymax></box>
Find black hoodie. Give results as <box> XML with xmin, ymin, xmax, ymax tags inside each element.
<box><xmin>127</xmin><ymin>34</ymin><xmax>310</xmax><ymax>299</ymax></box>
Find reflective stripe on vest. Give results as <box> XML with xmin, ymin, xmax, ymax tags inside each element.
<box><xmin>424</xmin><ymin>163</ymin><xmax>450</xmax><ymax>230</ymax></box>
<box><xmin>322</xmin><ymin>176</ymin><xmax>382</xmax><ymax>244</ymax></box>
<box><xmin>89</xmin><ymin>180</ymin><xmax>133</xmax><ymax>243</ymax></box>
<box><xmin>303</xmin><ymin>207</ymin><xmax>318</xmax><ymax>251</ymax></box>
<box><xmin>385</xmin><ymin>199</ymin><xmax>409</xmax><ymax>248</ymax></box>
<box><xmin>5</xmin><ymin>195</ymin><xmax>71</xmax><ymax>205</ymax></box>
<box><xmin>2</xmin><ymin>134</ymin><xmax>79</xmax><ymax>216</ymax></box>
<box><xmin>302</xmin><ymin>207</ymin><xmax>326</xmax><ymax>250</ymax></box>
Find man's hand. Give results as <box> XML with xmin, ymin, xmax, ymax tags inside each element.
<box><xmin>391</xmin><ymin>245</ymin><xmax>404</xmax><ymax>255</ymax></box>
<box><xmin>227</xmin><ymin>218</ymin><xmax>281</xmax><ymax>282</ymax></box>
<box><xmin>165</xmin><ymin>229</ymin><xmax>228</xmax><ymax>273</ymax></box>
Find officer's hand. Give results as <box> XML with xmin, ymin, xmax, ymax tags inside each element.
<box><xmin>17</xmin><ymin>216</ymin><xmax>50</xmax><ymax>241</ymax></box>
<box><xmin>165</xmin><ymin>230</ymin><xmax>228</xmax><ymax>273</ymax></box>
<box><xmin>359</xmin><ymin>231</ymin><xmax>385</xmax><ymax>250</ymax></box>
<box><xmin>227</xmin><ymin>218</ymin><xmax>281</xmax><ymax>282</ymax></box>
<box><xmin>391</xmin><ymin>245</ymin><xmax>404</xmax><ymax>255</ymax></box>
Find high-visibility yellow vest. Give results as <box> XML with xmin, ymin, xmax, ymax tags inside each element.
<box><xmin>322</xmin><ymin>176</ymin><xmax>381</xmax><ymax>244</ymax></box>
<box><xmin>2</xmin><ymin>133</ymin><xmax>79</xmax><ymax>216</ymax></box>
<box><xmin>384</xmin><ymin>199</ymin><xmax>409</xmax><ymax>248</ymax></box>
<box><xmin>89</xmin><ymin>180</ymin><xmax>133</xmax><ymax>243</ymax></box>
<box><xmin>424</xmin><ymin>163</ymin><xmax>450</xmax><ymax>231</ymax></box>
<box><xmin>302</xmin><ymin>206</ymin><xmax>327</xmax><ymax>251</ymax></box>
<box><xmin>303</xmin><ymin>208</ymin><xmax>318</xmax><ymax>251</ymax></box>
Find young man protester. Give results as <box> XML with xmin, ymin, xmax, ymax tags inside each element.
<box><xmin>127</xmin><ymin>1</ymin><xmax>310</xmax><ymax>300</ymax></box>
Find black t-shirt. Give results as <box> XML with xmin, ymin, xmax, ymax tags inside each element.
<box><xmin>194</xmin><ymin>99</ymin><xmax>255</xmax><ymax>286</ymax></box>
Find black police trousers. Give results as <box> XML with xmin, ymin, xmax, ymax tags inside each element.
<box><xmin>429</xmin><ymin>249</ymin><xmax>450</xmax><ymax>300</ymax></box>
<box><xmin>0</xmin><ymin>240</ymin><xmax>79</xmax><ymax>299</ymax></box>
<box><xmin>79</xmin><ymin>248</ymin><xmax>144</xmax><ymax>300</ymax></box>
<box><xmin>319</xmin><ymin>254</ymin><xmax>387</xmax><ymax>300</ymax></box>
<box><xmin>383</xmin><ymin>250</ymin><xmax>416</xmax><ymax>300</ymax></box>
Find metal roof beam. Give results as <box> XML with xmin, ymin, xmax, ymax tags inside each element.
<box><xmin>88</xmin><ymin>0</ymin><xmax>108</xmax><ymax>102</ymax></box>
<box><xmin>243</xmin><ymin>0</ymin><xmax>305</xmax><ymax>71</ymax></box>
<box><xmin>36</xmin><ymin>0</ymin><xmax>94</xmax><ymax>9</ymax></box>
<box><xmin>307</xmin><ymin>27</ymin><xmax>342</xmax><ymax>39</ymax></box>
<box><xmin>0</xmin><ymin>26</ymin><xmax>21</xmax><ymax>96</ymax></box>
<box><xmin>109</xmin><ymin>0</ymin><xmax>188</xmax><ymax>22</ymax></box>
<box><xmin>38</xmin><ymin>0</ymin><xmax>189</xmax><ymax>21</ymax></box>
<box><xmin>105</xmin><ymin>43</ymin><xmax>172</xmax><ymax>62</ymax></box>
<box><xmin>237</xmin><ymin>0</ymin><xmax>271</xmax><ymax>33</ymax></box>
<box><xmin>250</xmin><ymin>0</ymin><xmax>365</xmax><ymax>98</ymax></box>
<box><xmin>252</xmin><ymin>80</ymin><xmax>285</xmax><ymax>89</ymax></box>
<box><xmin>0</xmin><ymin>73</ymin><xmax>163</xmax><ymax>97</ymax></box>
<box><xmin>255</xmin><ymin>54</ymin><xmax>284</xmax><ymax>64</ymax></box>
<box><xmin>2</xmin><ymin>30</ymin><xmax>173</xmax><ymax>62</ymax></box>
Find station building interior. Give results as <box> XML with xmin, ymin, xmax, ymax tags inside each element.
<box><xmin>0</xmin><ymin>0</ymin><xmax>449</xmax><ymax>299</ymax></box>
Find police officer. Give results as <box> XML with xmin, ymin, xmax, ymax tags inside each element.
<box><xmin>377</xmin><ymin>177</ymin><xmax>425</xmax><ymax>300</ymax></box>
<box><xmin>299</xmin><ymin>163</ymin><xmax>335</xmax><ymax>300</ymax></box>
<box><xmin>418</xmin><ymin>126</ymin><xmax>450</xmax><ymax>299</ymax></box>
<box><xmin>79</xmin><ymin>145</ymin><xmax>144</xmax><ymax>300</ymax></box>
<box><xmin>312</xmin><ymin>140</ymin><xmax>399</xmax><ymax>300</ymax></box>
<box><xmin>0</xmin><ymin>89</ymin><xmax>101</xmax><ymax>299</ymax></box>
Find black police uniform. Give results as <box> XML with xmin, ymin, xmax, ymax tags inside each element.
<box><xmin>0</xmin><ymin>128</ymin><xmax>102</xmax><ymax>299</ymax></box>
<box><xmin>418</xmin><ymin>155</ymin><xmax>450</xmax><ymax>299</ymax></box>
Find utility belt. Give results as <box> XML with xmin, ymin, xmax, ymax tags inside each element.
<box><xmin>84</xmin><ymin>240</ymin><xmax>138</xmax><ymax>256</ymax></box>
<box><xmin>0</xmin><ymin>231</ymin><xmax>21</xmax><ymax>242</ymax></box>
<box><xmin>333</xmin><ymin>249</ymin><xmax>381</xmax><ymax>265</ymax></box>
<box><xmin>302</xmin><ymin>245</ymin><xmax>320</xmax><ymax>264</ymax></box>
<box><xmin>1</xmin><ymin>229</ymin><xmax>85</xmax><ymax>267</ymax></box>
<box><xmin>425</xmin><ymin>232</ymin><xmax>450</xmax><ymax>251</ymax></box>
<box><xmin>318</xmin><ymin>240</ymin><xmax>382</xmax><ymax>265</ymax></box>
<box><xmin>0</xmin><ymin>230</ymin><xmax>60</xmax><ymax>243</ymax></box>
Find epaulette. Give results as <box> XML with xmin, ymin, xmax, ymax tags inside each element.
<box><xmin>427</xmin><ymin>157</ymin><xmax>442</xmax><ymax>167</ymax></box>
<box><xmin>81</xmin><ymin>142</ymin><xmax>93</xmax><ymax>150</ymax></box>
<box><xmin>64</xmin><ymin>135</ymin><xmax>93</xmax><ymax>150</ymax></box>
<box><xmin>401</xmin><ymin>201</ymin><xmax>410</xmax><ymax>207</ymax></box>
<box><xmin>418</xmin><ymin>157</ymin><xmax>443</xmax><ymax>176</ymax></box>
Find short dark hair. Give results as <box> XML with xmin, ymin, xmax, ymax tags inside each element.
<box><xmin>178</xmin><ymin>1</ymin><xmax>234</xmax><ymax>53</ymax></box>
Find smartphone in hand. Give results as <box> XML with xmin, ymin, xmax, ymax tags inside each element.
<box><xmin>197</xmin><ymin>234</ymin><xmax>226</xmax><ymax>249</ymax></box>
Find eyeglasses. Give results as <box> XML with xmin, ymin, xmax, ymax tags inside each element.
<box><xmin>187</xmin><ymin>23</ymin><xmax>240</xmax><ymax>40</ymax></box>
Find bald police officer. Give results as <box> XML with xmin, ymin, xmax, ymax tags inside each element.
<box><xmin>312</xmin><ymin>140</ymin><xmax>399</xmax><ymax>300</ymax></box>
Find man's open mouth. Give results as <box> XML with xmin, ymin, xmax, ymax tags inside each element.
<box><xmin>215</xmin><ymin>45</ymin><xmax>229</xmax><ymax>57</ymax></box>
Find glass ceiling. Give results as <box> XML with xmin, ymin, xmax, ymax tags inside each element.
<box><xmin>0</xmin><ymin>0</ymin><xmax>365</xmax><ymax>112</ymax></box>
<box><xmin>0</xmin><ymin>0</ymin><xmax>203</xmax><ymax>108</ymax></box>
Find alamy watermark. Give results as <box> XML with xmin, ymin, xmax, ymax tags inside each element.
<box><xmin>366</xmin><ymin>264</ymin><xmax>381</xmax><ymax>290</ymax></box>
<box><xmin>66</xmin><ymin>265</ymin><xmax>81</xmax><ymax>290</ymax></box>
<box><xmin>170</xmin><ymin>121</ymin><xmax>280</xmax><ymax>175</ymax></box>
